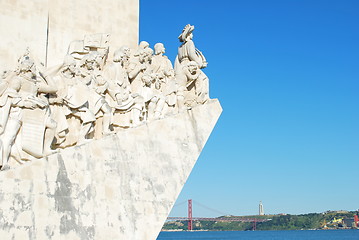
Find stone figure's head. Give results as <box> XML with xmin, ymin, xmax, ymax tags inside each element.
<box><xmin>113</xmin><ymin>50</ymin><xmax>124</xmax><ymax>63</ymax></box>
<box><xmin>187</xmin><ymin>61</ymin><xmax>199</xmax><ymax>74</ymax></box>
<box><xmin>121</xmin><ymin>46</ymin><xmax>131</xmax><ymax>60</ymax></box>
<box><xmin>178</xmin><ymin>24</ymin><xmax>194</xmax><ymax>42</ymax></box>
<box><xmin>139</xmin><ymin>48</ymin><xmax>153</xmax><ymax>63</ymax></box>
<box><xmin>139</xmin><ymin>41</ymin><xmax>149</xmax><ymax>50</ymax></box>
<box><xmin>82</xmin><ymin>52</ymin><xmax>99</xmax><ymax>70</ymax></box>
<box><xmin>166</xmin><ymin>68</ymin><xmax>175</xmax><ymax>78</ymax></box>
<box><xmin>142</xmin><ymin>74</ymin><xmax>152</xmax><ymax>86</ymax></box>
<box><xmin>154</xmin><ymin>43</ymin><xmax>165</xmax><ymax>55</ymax></box>
<box><xmin>135</xmin><ymin>41</ymin><xmax>149</xmax><ymax>56</ymax></box>
<box><xmin>1</xmin><ymin>69</ymin><xmax>10</xmax><ymax>80</ymax></box>
<box><xmin>113</xmin><ymin>46</ymin><xmax>130</xmax><ymax>63</ymax></box>
<box><xmin>18</xmin><ymin>58</ymin><xmax>36</xmax><ymax>79</ymax></box>
<box><xmin>93</xmin><ymin>52</ymin><xmax>104</xmax><ymax>70</ymax></box>
<box><xmin>62</xmin><ymin>55</ymin><xmax>77</xmax><ymax>77</ymax></box>
<box><xmin>17</xmin><ymin>48</ymin><xmax>31</xmax><ymax>65</ymax></box>
<box><xmin>144</xmin><ymin>48</ymin><xmax>153</xmax><ymax>62</ymax></box>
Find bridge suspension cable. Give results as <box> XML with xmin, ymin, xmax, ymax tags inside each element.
<box><xmin>173</xmin><ymin>200</ymin><xmax>187</xmax><ymax>208</ymax></box>
<box><xmin>192</xmin><ymin>200</ymin><xmax>230</xmax><ymax>216</ymax></box>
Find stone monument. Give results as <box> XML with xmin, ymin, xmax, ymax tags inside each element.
<box><xmin>0</xmin><ymin>1</ymin><xmax>222</xmax><ymax>239</ymax></box>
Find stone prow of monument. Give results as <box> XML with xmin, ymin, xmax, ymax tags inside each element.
<box><xmin>0</xmin><ymin>99</ymin><xmax>222</xmax><ymax>239</ymax></box>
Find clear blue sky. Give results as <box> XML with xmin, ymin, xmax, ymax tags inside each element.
<box><xmin>140</xmin><ymin>0</ymin><xmax>359</xmax><ymax>217</ymax></box>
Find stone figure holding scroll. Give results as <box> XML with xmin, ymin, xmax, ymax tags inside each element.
<box><xmin>10</xmin><ymin>53</ymin><xmax>58</xmax><ymax>162</ymax></box>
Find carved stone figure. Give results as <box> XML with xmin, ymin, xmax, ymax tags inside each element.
<box><xmin>104</xmin><ymin>48</ymin><xmax>144</xmax><ymax>128</ymax></box>
<box><xmin>175</xmin><ymin>24</ymin><xmax>208</xmax><ymax>69</ymax></box>
<box><xmin>128</xmin><ymin>46</ymin><xmax>153</xmax><ymax>94</ymax></box>
<box><xmin>134</xmin><ymin>41</ymin><xmax>150</xmax><ymax>58</ymax></box>
<box><xmin>11</xmin><ymin>54</ymin><xmax>58</xmax><ymax>162</ymax></box>
<box><xmin>51</xmin><ymin>55</ymin><xmax>96</xmax><ymax>146</ymax></box>
<box><xmin>184</xmin><ymin>61</ymin><xmax>209</xmax><ymax>104</ymax></box>
<box><xmin>140</xmin><ymin>74</ymin><xmax>165</xmax><ymax>120</ymax></box>
<box><xmin>78</xmin><ymin>52</ymin><xmax>112</xmax><ymax>136</ymax></box>
<box><xmin>151</xmin><ymin>43</ymin><xmax>177</xmax><ymax>115</ymax></box>
<box><xmin>0</xmin><ymin>77</ymin><xmax>24</xmax><ymax>169</ymax></box>
<box><xmin>175</xmin><ymin>24</ymin><xmax>209</xmax><ymax>109</ymax></box>
<box><xmin>0</xmin><ymin>28</ymin><xmax>212</xmax><ymax>170</ymax></box>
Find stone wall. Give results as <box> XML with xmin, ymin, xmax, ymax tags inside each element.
<box><xmin>0</xmin><ymin>0</ymin><xmax>139</xmax><ymax>70</ymax></box>
<box><xmin>0</xmin><ymin>99</ymin><xmax>222</xmax><ymax>240</ymax></box>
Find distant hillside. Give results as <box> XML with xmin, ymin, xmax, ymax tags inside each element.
<box><xmin>163</xmin><ymin>211</ymin><xmax>358</xmax><ymax>231</ymax></box>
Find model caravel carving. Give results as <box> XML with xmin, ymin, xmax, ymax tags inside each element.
<box><xmin>0</xmin><ymin>24</ymin><xmax>210</xmax><ymax>170</ymax></box>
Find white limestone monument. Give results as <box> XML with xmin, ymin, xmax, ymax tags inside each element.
<box><xmin>0</xmin><ymin>0</ymin><xmax>222</xmax><ymax>239</ymax></box>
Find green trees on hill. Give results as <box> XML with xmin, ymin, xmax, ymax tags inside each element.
<box><xmin>257</xmin><ymin>214</ymin><xmax>322</xmax><ymax>230</ymax></box>
<box><xmin>163</xmin><ymin>211</ymin><xmax>357</xmax><ymax>231</ymax></box>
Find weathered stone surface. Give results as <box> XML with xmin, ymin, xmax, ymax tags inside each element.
<box><xmin>0</xmin><ymin>0</ymin><xmax>48</xmax><ymax>71</ymax></box>
<box><xmin>0</xmin><ymin>0</ymin><xmax>139</xmax><ymax>69</ymax></box>
<box><xmin>0</xmin><ymin>99</ymin><xmax>222</xmax><ymax>240</ymax></box>
<box><xmin>47</xmin><ymin>0</ymin><xmax>139</xmax><ymax>66</ymax></box>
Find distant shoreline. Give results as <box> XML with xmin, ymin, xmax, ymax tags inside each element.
<box><xmin>163</xmin><ymin>211</ymin><xmax>359</xmax><ymax>231</ymax></box>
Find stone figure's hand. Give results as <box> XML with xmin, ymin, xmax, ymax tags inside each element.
<box><xmin>140</xmin><ymin>64</ymin><xmax>147</xmax><ymax>71</ymax></box>
<box><xmin>55</xmin><ymin>97</ymin><xmax>64</xmax><ymax>104</ymax></box>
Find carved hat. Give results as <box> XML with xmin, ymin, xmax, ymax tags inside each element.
<box><xmin>178</xmin><ymin>24</ymin><xmax>194</xmax><ymax>42</ymax></box>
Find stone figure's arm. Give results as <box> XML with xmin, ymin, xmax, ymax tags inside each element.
<box><xmin>128</xmin><ymin>63</ymin><xmax>146</xmax><ymax>80</ymax></box>
<box><xmin>185</xmin><ymin>68</ymin><xmax>199</xmax><ymax>81</ymax></box>
<box><xmin>37</xmin><ymin>74</ymin><xmax>58</xmax><ymax>94</ymax></box>
<box><xmin>115</xmin><ymin>89</ymin><xmax>130</xmax><ymax>105</ymax></box>
<box><xmin>37</xmin><ymin>82</ymin><xmax>57</xmax><ymax>94</ymax></box>
<box><xmin>93</xmin><ymin>75</ymin><xmax>109</xmax><ymax>94</ymax></box>
<box><xmin>0</xmin><ymin>99</ymin><xmax>11</xmax><ymax>134</ymax></box>
<box><xmin>95</xmin><ymin>83</ymin><xmax>108</xmax><ymax>95</ymax></box>
<box><xmin>187</xmin><ymin>40</ymin><xmax>204</xmax><ymax>68</ymax></box>
<box><xmin>81</xmin><ymin>76</ymin><xmax>92</xmax><ymax>86</ymax></box>
<box><xmin>164</xmin><ymin>59</ymin><xmax>174</xmax><ymax>77</ymax></box>
<box><xmin>106</xmin><ymin>87</ymin><xmax>117</xmax><ymax>101</ymax></box>
<box><xmin>43</xmin><ymin>64</ymin><xmax>63</xmax><ymax>78</ymax></box>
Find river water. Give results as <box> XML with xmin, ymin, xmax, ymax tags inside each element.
<box><xmin>157</xmin><ymin>229</ymin><xmax>358</xmax><ymax>240</ymax></box>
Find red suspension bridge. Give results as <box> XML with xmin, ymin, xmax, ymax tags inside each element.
<box><xmin>167</xmin><ymin>199</ymin><xmax>270</xmax><ymax>230</ymax></box>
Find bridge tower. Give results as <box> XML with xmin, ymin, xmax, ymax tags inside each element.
<box><xmin>188</xmin><ymin>199</ymin><xmax>193</xmax><ymax>230</ymax></box>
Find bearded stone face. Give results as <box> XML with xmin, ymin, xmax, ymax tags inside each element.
<box><xmin>188</xmin><ymin>62</ymin><xmax>198</xmax><ymax>74</ymax></box>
